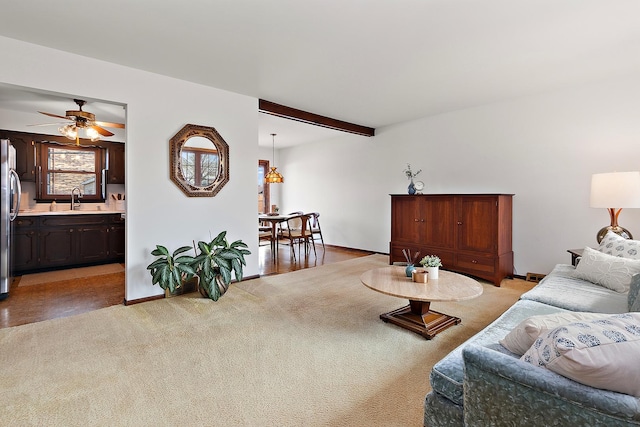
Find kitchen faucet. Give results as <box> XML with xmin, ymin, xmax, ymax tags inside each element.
<box><xmin>70</xmin><ymin>187</ymin><xmax>82</xmax><ymax>210</ymax></box>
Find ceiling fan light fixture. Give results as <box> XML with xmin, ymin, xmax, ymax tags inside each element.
<box><xmin>59</xmin><ymin>124</ymin><xmax>77</xmax><ymax>140</ymax></box>
<box><xmin>37</xmin><ymin>99</ymin><xmax>123</xmax><ymax>143</ymax></box>
<box><xmin>85</xmin><ymin>127</ymin><xmax>101</xmax><ymax>142</ymax></box>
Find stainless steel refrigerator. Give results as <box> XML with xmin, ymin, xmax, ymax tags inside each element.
<box><xmin>1</xmin><ymin>139</ymin><xmax>22</xmax><ymax>300</ymax></box>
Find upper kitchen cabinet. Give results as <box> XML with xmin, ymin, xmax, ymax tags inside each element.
<box><xmin>95</xmin><ymin>141</ymin><xmax>125</xmax><ymax>184</ymax></box>
<box><xmin>0</xmin><ymin>130</ymin><xmax>125</xmax><ymax>185</ymax></box>
<box><xmin>0</xmin><ymin>130</ymin><xmax>36</xmax><ymax>182</ymax></box>
<box><xmin>105</xmin><ymin>141</ymin><xmax>125</xmax><ymax>184</ymax></box>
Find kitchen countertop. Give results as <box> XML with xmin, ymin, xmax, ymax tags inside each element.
<box><xmin>18</xmin><ymin>210</ymin><xmax>125</xmax><ymax>216</ymax></box>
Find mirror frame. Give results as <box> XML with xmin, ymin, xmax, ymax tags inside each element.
<box><xmin>169</xmin><ymin>124</ymin><xmax>229</xmax><ymax>197</ymax></box>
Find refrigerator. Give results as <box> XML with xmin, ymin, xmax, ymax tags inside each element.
<box><xmin>1</xmin><ymin>139</ymin><xmax>22</xmax><ymax>300</ymax></box>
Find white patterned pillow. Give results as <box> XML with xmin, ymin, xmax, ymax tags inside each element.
<box><xmin>573</xmin><ymin>246</ymin><xmax>640</xmax><ymax>293</ymax></box>
<box><xmin>500</xmin><ymin>312</ymin><xmax>613</xmax><ymax>356</ymax></box>
<box><xmin>598</xmin><ymin>231</ymin><xmax>640</xmax><ymax>259</ymax></box>
<box><xmin>521</xmin><ymin>313</ymin><xmax>640</xmax><ymax>397</ymax></box>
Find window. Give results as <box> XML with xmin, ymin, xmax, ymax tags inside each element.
<box><xmin>37</xmin><ymin>142</ymin><xmax>105</xmax><ymax>201</ymax></box>
<box><xmin>258</xmin><ymin>160</ymin><xmax>270</xmax><ymax>214</ymax></box>
<box><xmin>181</xmin><ymin>146</ymin><xmax>219</xmax><ymax>187</ymax></box>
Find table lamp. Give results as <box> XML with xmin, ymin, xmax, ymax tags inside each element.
<box><xmin>590</xmin><ymin>171</ymin><xmax>640</xmax><ymax>243</ymax></box>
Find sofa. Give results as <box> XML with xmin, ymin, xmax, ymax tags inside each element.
<box><xmin>424</xmin><ymin>233</ymin><xmax>640</xmax><ymax>426</ymax></box>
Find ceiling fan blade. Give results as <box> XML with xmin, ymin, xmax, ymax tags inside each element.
<box><xmin>39</xmin><ymin>111</ymin><xmax>71</xmax><ymax>120</ymax></box>
<box><xmin>27</xmin><ymin>122</ymin><xmax>67</xmax><ymax>127</ymax></box>
<box><xmin>95</xmin><ymin>120</ymin><xmax>125</xmax><ymax>129</ymax></box>
<box><xmin>91</xmin><ymin>125</ymin><xmax>114</xmax><ymax>137</ymax></box>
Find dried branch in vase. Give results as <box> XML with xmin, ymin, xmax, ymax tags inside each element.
<box><xmin>402</xmin><ymin>249</ymin><xmax>421</xmax><ymax>265</ymax></box>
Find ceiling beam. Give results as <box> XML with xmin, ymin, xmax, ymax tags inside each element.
<box><xmin>259</xmin><ymin>99</ymin><xmax>375</xmax><ymax>137</ymax></box>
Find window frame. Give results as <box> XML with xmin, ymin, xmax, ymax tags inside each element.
<box><xmin>180</xmin><ymin>146</ymin><xmax>219</xmax><ymax>188</ymax></box>
<box><xmin>36</xmin><ymin>141</ymin><xmax>106</xmax><ymax>202</ymax></box>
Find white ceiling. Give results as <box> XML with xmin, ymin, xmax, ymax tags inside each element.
<box><xmin>1</xmin><ymin>0</ymin><xmax>640</xmax><ymax>147</ymax></box>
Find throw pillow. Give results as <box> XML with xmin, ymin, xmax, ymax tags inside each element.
<box><xmin>521</xmin><ymin>313</ymin><xmax>640</xmax><ymax>397</ymax></box>
<box><xmin>573</xmin><ymin>246</ymin><xmax>640</xmax><ymax>293</ymax></box>
<box><xmin>598</xmin><ymin>231</ymin><xmax>640</xmax><ymax>259</ymax></box>
<box><xmin>500</xmin><ymin>312</ymin><xmax>612</xmax><ymax>356</ymax></box>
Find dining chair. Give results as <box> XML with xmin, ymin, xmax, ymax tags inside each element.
<box><xmin>277</xmin><ymin>211</ymin><xmax>304</xmax><ymax>239</ymax></box>
<box><xmin>282</xmin><ymin>214</ymin><xmax>315</xmax><ymax>261</ymax></box>
<box><xmin>307</xmin><ymin>212</ymin><xmax>325</xmax><ymax>251</ymax></box>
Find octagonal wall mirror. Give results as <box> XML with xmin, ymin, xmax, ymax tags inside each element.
<box><xmin>170</xmin><ymin>124</ymin><xmax>229</xmax><ymax>197</ymax></box>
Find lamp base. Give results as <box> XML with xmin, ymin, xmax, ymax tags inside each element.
<box><xmin>596</xmin><ymin>225</ymin><xmax>633</xmax><ymax>244</ymax></box>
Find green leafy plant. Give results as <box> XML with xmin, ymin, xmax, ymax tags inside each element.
<box><xmin>146</xmin><ymin>231</ymin><xmax>250</xmax><ymax>301</ymax></box>
<box><xmin>419</xmin><ymin>255</ymin><xmax>443</xmax><ymax>268</ymax></box>
<box><xmin>193</xmin><ymin>231</ymin><xmax>251</xmax><ymax>301</ymax></box>
<box><xmin>147</xmin><ymin>245</ymin><xmax>197</xmax><ymax>294</ymax></box>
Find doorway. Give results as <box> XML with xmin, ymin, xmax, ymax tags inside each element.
<box><xmin>0</xmin><ymin>85</ymin><xmax>127</xmax><ymax>328</ymax></box>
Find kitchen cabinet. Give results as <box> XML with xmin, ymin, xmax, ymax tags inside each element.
<box><xmin>103</xmin><ymin>141</ymin><xmax>125</xmax><ymax>184</ymax></box>
<box><xmin>11</xmin><ymin>218</ymin><xmax>38</xmax><ymax>272</ymax></box>
<box><xmin>12</xmin><ymin>213</ymin><xmax>125</xmax><ymax>275</ymax></box>
<box><xmin>390</xmin><ymin>194</ymin><xmax>513</xmax><ymax>286</ymax></box>
<box><xmin>0</xmin><ymin>129</ymin><xmax>125</xmax><ymax>185</ymax></box>
<box><xmin>0</xmin><ymin>130</ymin><xmax>36</xmax><ymax>182</ymax></box>
<box><xmin>108</xmin><ymin>215</ymin><xmax>125</xmax><ymax>260</ymax></box>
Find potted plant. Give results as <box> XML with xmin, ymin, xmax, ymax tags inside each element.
<box><xmin>146</xmin><ymin>231</ymin><xmax>250</xmax><ymax>301</ymax></box>
<box><xmin>147</xmin><ymin>245</ymin><xmax>197</xmax><ymax>295</ymax></box>
<box><xmin>420</xmin><ymin>255</ymin><xmax>443</xmax><ymax>279</ymax></box>
<box><xmin>192</xmin><ymin>231</ymin><xmax>251</xmax><ymax>301</ymax></box>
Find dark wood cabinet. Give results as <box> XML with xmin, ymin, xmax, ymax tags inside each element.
<box><xmin>12</xmin><ymin>213</ymin><xmax>125</xmax><ymax>275</ymax></box>
<box><xmin>100</xmin><ymin>141</ymin><xmax>125</xmax><ymax>184</ymax></box>
<box><xmin>77</xmin><ymin>225</ymin><xmax>110</xmax><ymax>263</ymax></box>
<box><xmin>1</xmin><ymin>129</ymin><xmax>124</xmax><ymax>185</ymax></box>
<box><xmin>11</xmin><ymin>218</ymin><xmax>38</xmax><ymax>272</ymax></box>
<box><xmin>108</xmin><ymin>215</ymin><xmax>125</xmax><ymax>260</ymax></box>
<box><xmin>0</xmin><ymin>130</ymin><xmax>36</xmax><ymax>182</ymax></box>
<box><xmin>39</xmin><ymin>227</ymin><xmax>76</xmax><ymax>267</ymax></box>
<box><xmin>390</xmin><ymin>194</ymin><xmax>513</xmax><ymax>286</ymax></box>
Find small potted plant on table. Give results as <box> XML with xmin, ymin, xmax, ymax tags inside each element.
<box><xmin>420</xmin><ymin>255</ymin><xmax>443</xmax><ymax>280</ymax></box>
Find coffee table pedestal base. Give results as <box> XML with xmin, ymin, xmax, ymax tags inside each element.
<box><xmin>380</xmin><ymin>300</ymin><xmax>460</xmax><ymax>339</ymax></box>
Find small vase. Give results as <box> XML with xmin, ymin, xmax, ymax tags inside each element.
<box><xmin>427</xmin><ymin>266</ymin><xmax>439</xmax><ymax>280</ymax></box>
<box><xmin>408</xmin><ymin>179</ymin><xmax>416</xmax><ymax>195</ymax></box>
<box><xmin>405</xmin><ymin>264</ymin><xmax>416</xmax><ymax>277</ymax></box>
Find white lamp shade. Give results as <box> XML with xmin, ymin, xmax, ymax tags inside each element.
<box><xmin>590</xmin><ymin>171</ymin><xmax>640</xmax><ymax>208</ymax></box>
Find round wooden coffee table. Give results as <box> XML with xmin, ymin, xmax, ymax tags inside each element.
<box><xmin>360</xmin><ymin>266</ymin><xmax>483</xmax><ymax>339</ymax></box>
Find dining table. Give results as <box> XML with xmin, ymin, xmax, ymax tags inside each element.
<box><xmin>258</xmin><ymin>213</ymin><xmax>297</xmax><ymax>260</ymax></box>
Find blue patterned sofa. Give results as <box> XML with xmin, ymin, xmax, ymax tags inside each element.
<box><xmin>423</xmin><ymin>263</ymin><xmax>640</xmax><ymax>426</ymax></box>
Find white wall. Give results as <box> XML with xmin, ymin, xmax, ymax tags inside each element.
<box><xmin>0</xmin><ymin>36</ymin><xmax>259</xmax><ymax>301</ymax></box>
<box><xmin>280</xmin><ymin>75</ymin><xmax>640</xmax><ymax>275</ymax></box>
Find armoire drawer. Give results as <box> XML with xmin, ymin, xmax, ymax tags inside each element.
<box><xmin>455</xmin><ymin>254</ymin><xmax>495</xmax><ymax>274</ymax></box>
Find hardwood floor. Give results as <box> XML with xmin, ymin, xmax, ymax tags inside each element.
<box><xmin>0</xmin><ymin>245</ymin><xmax>375</xmax><ymax>329</ymax></box>
<box><xmin>258</xmin><ymin>242</ymin><xmax>374</xmax><ymax>275</ymax></box>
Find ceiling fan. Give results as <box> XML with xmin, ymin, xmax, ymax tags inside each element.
<box><xmin>33</xmin><ymin>98</ymin><xmax>125</xmax><ymax>144</ymax></box>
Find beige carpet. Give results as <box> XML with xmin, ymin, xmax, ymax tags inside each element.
<box><xmin>0</xmin><ymin>255</ymin><xmax>533</xmax><ymax>426</ymax></box>
<box><xmin>18</xmin><ymin>263</ymin><xmax>125</xmax><ymax>287</ymax></box>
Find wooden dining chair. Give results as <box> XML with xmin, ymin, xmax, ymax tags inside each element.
<box><xmin>277</xmin><ymin>211</ymin><xmax>304</xmax><ymax>239</ymax></box>
<box><xmin>282</xmin><ymin>214</ymin><xmax>315</xmax><ymax>261</ymax></box>
<box><xmin>307</xmin><ymin>212</ymin><xmax>325</xmax><ymax>251</ymax></box>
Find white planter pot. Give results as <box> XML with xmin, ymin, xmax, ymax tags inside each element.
<box><xmin>427</xmin><ymin>266</ymin><xmax>439</xmax><ymax>280</ymax></box>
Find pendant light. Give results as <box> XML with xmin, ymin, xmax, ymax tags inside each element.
<box><xmin>264</xmin><ymin>133</ymin><xmax>284</xmax><ymax>183</ymax></box>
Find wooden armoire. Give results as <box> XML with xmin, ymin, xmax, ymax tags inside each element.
<box><xmin>390</xmin><ymin>194</ymin><xmax>513</xmax><ymax>286</ymax></box>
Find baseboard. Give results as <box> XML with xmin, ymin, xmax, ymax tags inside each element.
<box><xmin>124</xmin><ymin>294</ymin><xmax>164</xmax><ymax>305</ymax></box>
<box><xmin>322</xmin><ymin>244</ymin><xmax>380</xmax><ymax>255</ymax></box>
